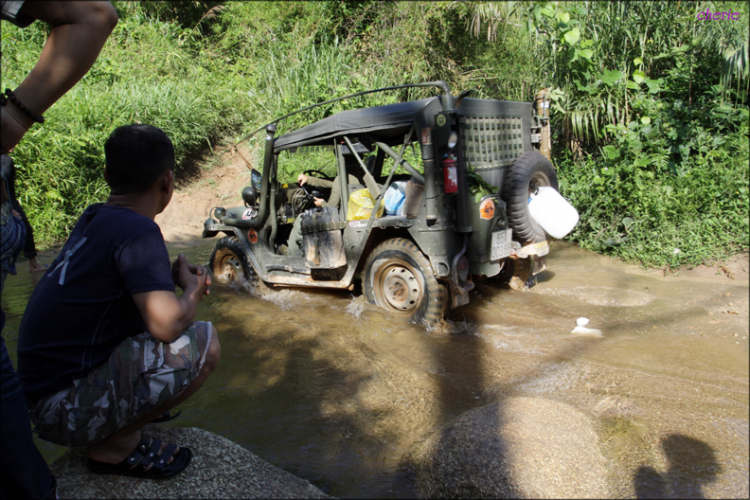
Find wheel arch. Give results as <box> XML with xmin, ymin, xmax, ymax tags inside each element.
<box><xmin>352</xmin><ymin>226</ymin><xmax>417</xmax><ymax>277</ymax></box>
<box><xmin>214</xmin><ymin>228</ymin><xmax>266</xmax><ymax>281</ymax></box>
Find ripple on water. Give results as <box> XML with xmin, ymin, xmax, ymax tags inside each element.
<box><xmin>475</xmin><ymin>324</ymin><xmax>549</xmax><ymax>355</ymax></box>
<box><xmin>514</xmin><ymin>361</ymin><xmax>590</xmax><ymax>395</ymax></box>
<box><xmin>260</xmin><ymin>288</ymin><xmax>309</xmax><ymax>310</ymax></box>
<box><xmin>536</xmin><ymin>285</ymin><xmax>654</xmax><ymax>307</ymax></box>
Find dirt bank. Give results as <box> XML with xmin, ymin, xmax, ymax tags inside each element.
<box><xmin>155</xmin><ymin>146</ymin><xmax>255</xmax><ymax>246</ymax></box>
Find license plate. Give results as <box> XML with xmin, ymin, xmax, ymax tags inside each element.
<box><xmin>491</xmin><ymin>229</ymin><xmax>513</xmax><ymax>260</ymax></box>
<box><xmin>534</xmin><ymin>240</ymin><xmax>549</xmax><ymax>257</ymax></box>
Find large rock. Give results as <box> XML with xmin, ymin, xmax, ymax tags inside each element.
<box><xmin>411</xmin><ymin>398</ymin><xmax>609</xmax><ymax>499</ymax></box>
<box><xmin>51</xmin><ymin>425</ymin><xmax>332</xmax><ymax>499</ymax></box>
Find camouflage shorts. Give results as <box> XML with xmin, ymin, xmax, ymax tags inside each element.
<box><xmin>27</xmin><ymin>321</ymin><xmax>212</xmax><ymax>447</ymax></box>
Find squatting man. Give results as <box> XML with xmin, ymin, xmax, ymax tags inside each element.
<box><xmin>17</xmin><ymin>124</ymin><xmax>221</xmax><ymax>479</ymax></box>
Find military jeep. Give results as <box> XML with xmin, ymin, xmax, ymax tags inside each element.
<box><xmin>203</xmin><ymin>81</ymin><xmax>560</xmax><ymax>324</ymax></box>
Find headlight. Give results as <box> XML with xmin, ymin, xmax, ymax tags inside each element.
<box><xmin>242</xmin><ymin>186</ymin><xmax>256</xmax><ymax>206</ymax></box>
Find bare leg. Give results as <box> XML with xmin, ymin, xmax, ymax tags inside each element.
<box><xmin>28</xmin><ymin>256</ymin><xmax>46</xmax><ymax>273</ymax></box>
<box><xmin>1</xmin><ymin>2</ymin><xmax>118</xmax><ymax>153</ymax></box>
<box><xmin>86</xmin><ymin>326</ymin><xmax>220</xmax><ymax>465</ymax></box>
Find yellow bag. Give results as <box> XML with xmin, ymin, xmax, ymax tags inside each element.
<box><xmin>347</xmin><ymin>189</ymin><xmax>384</xmax><ymax>221</ymax></box>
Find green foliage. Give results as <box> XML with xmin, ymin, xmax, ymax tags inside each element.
<box><xmin>276</xmin><ymin>147</ymin><xmax>337</xmax><ymax>185</ymax></box>
<box><xmin>2</xmin><ymin>14</ymin><xmax>252</xmax><ymax>245</ymax></box>
<box><xmin>558</xmin><ymin>112</ymin><xmax>749</xmax><ymax>267</ymax></box>
<box><xmin>467</xmin><ymin>168</ymin><xmax>498</xmax><ymax>203</ymax></box>
<box><xmin>465</xmin><ymin>0</ymin><xmax>750</xmax><ymax>267</ymax></box>
<box><xmin>113</xmin><ymin>1</ymin><xmax>224</xmax><ymax>30</ymax></box>
<box><xmin>466</xmin><ymin>1</ymin><xmax>749</xmax><ymax>146</ymax></box>
<box><xmin>2</xmin><ymin>0</ymin><xmax>747</xmax><ymax>268</ymax></box>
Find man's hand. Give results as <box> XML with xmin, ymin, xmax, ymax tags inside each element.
<box><xmin>313</xmin><ymin>197</ymin><xmax>324</xmax><ymax>207</ymax></box>
<box><xmin>297</xmin><ymin>173</ymin><xmax>309</xmax><ymax>186</ymax></box>
<box><xmin>135</xmin><ymin>254</ymin><xmax>210</xmax><ymax>343</ymax></box>
<box><xmin>172</xmin><ymin>253</ymin><xmax>211</xmax><ymax>295</ymax></box>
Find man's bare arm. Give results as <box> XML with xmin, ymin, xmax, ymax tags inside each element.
<box><xmin>132</xmin><ymin>255</ymin><xmax>210</xmax><ymax>343</ymax></box>
<box><xmin>15</xmin><ymin>1</ymin><xmax>118</xmax><ymax>115</ymax></box>
<box><xmin>1</xmin><ymin>2</ymin><xmax>118</xmax><ymax>153</ymax></box>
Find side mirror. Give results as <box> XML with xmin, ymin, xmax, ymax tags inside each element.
<box><xmin>251</xmin><ymin>168</ymin><xmax>262</xmax><ymax>191</ymax></box>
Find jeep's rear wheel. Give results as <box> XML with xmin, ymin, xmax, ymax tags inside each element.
<box><xmin>363</xmin><ymin>238</ymin><xmax>447</xmax><ymax>325</ymax></box>
<box><xmin>502</xmin><ymin>151</ymin><xmax>559</xmax><ymax>244</ymax></box>
<box><xmin>209</xmin><ymin>236</ymin><xmax>266</xmax><ymax>293</ymax></box>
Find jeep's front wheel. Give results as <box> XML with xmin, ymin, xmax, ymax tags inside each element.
<box><xmin>209</xmin><ymin>237</ymin><xmax>266</xmax><ymax>293</ymax></box>
<box><xmin>363</xmin><ymin>238</ymin><xmax>447</xmax><ymax>325</ymax></box>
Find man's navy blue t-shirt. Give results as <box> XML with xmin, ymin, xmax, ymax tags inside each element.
<box><xmin>18</xmin><ymin>204</ymin><xmax>175</xmax><ymax>400</ymax></box>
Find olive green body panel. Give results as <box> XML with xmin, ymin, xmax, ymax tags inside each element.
<box><xmin>202</xmin><ymin>84</ymin><xmax>551</xmax><ymax>307</ymax></box>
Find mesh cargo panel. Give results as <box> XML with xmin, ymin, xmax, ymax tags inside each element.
<box><xmin>458</xmin><ymin>99</ymin><xmax>533</xmax><ymax>191</ymax></box>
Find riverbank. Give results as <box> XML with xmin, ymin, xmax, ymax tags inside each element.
<box><xmin>51</xmin><ymin>425</ymin><xmax>331</xmax><ymax>499</ymax></box>
<box><xmin>15</xmin><ymin>146</ymin><xmax>748</xmax><ymax>499</ymax></box>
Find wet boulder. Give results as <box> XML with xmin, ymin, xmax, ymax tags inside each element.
<box><xmin>411</xmin><ymin>397</ymin><xmax>609</xmax><ymax>499</ymax></box>
<box><xmin>51</xmin><ymin>425</ymin><xmax>331</xmax><ymax>499</ymax></box>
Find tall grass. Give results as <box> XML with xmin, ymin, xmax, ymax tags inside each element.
<box><xmin>2</xmin><ymin>1</ymin><xmax>747</xmax><ymax>267</ymax></box>
<box><xmin>2</xmin><ymin>15</ymin><xmax>253</xmax><ymax>245</ymax></box>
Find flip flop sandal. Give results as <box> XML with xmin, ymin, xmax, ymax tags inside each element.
<box><xmin>87</xmin><ymin>436</ymin><xmax>192</xmax><ymax>479</ymax></box>
<box><xmin>152</xmin><ymin>410</ymin><xmax>181</xmax><ymax>423</ymax></box>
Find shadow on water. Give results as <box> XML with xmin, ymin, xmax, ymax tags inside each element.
<box><xmin>532</xmin><ymin>268</ymin><xmax>556</xmax><ymax>283</ymax></box>
<box><xmin>202</xmin><ymin>323</ymin><xmax>374</xmax><ymax>494</ymax></box>
<box><xmin>634</xmin><ymin>434</ymin><xmax>721</xmax><ymax>499</ymax></box>
<box><xmin>2</xmin><ymin>238</ymin><xmax>747</xmax><ymax>498</ymax></box>
<box><xmin>391</xmin><ymin>323</ymin><xmax>516</xmax><ymax>498</ymax></box>
<box><xmin>392</xmin><ymin>244</ymin><xmax>744</xmax><ymax>498</ymax></box>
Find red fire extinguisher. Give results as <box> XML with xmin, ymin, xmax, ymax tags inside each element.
<box><xmin>443</xmin><ymin>157</ymin><xmax>458</xmax><ymax>194</ymax></box>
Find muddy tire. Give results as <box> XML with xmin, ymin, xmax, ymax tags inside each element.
<box><xmin>502</xmin><ymin>151</ymin><xmax>559</xmax><ymax>244</ymax></box>
<box><xmin>209</xmin><ymin>236</ymin><xmax>266</xmax><ymax>292</ymax></box>
<box><xmin>363</xmin><ymin>238</ymin><xmax>447</xmax><ymax>325</ymax></box>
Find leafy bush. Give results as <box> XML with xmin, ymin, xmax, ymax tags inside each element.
<box><xmin>559</xmin><ymin>109</ymin><xmax>749</xmax><ymax>267</ymax></box>
<box><xmin>464</xmin><ymin>0</ymin><xmax>750</xmax><ymax>267</ymax></box>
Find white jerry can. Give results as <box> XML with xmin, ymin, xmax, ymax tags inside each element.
<box><xmin>528</xmin><ymin>186</ymin><xmax>580</xmax><ymax>239</ymax></box>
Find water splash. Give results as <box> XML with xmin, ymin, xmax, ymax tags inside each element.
<box><xmin>345</xmin><ymin>297</ymin><xmax>366</xmax><ymax>318</ymax></box>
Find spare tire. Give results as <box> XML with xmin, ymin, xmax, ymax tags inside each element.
<box><xmin>502</xmin><ymin>151</ymin><xmax>558</xmax><ymax>244</ymax></box>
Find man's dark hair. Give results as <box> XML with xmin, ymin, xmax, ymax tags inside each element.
<box><xmin>104</xmin><ymin>124</ymin><xmax>175</xmax><ymax>195</ymax></box>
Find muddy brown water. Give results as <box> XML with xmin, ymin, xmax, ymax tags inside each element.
<box><xmin>2</xmin><ymin>240</ymin><xmax>747</xmax><ymax>498</ymax></box>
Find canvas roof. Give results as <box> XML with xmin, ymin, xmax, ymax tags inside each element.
<box><xmin>273</xmin><ymin>97</ymin><xmax>442</xmax><ymax>152</ymax></box>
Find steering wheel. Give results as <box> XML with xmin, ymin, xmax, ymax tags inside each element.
<box><xmin>300</xmin><ymin>169</ymin><xmax>333</xmax><ymax>201</ymax></box>
<box><xmin>301</xmin><ymin>183</ymin><xmax>330</xmax><ymax>200</ymax></box>
<box><xmin>301</xmin><ymin>183</ymin><xmax>316</xmax><ymax>197</ymax></box>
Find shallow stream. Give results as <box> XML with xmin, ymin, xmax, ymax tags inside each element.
<box><xmin>2</xmin><ymin>240</ymin><xmax>747</xmax><ymax>498</ymax></box>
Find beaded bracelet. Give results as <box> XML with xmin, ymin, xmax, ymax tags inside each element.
<box><xmin>2</xmin><ymin>89</ymin><xmax>44</xmax><ymax>124</ymax></box>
